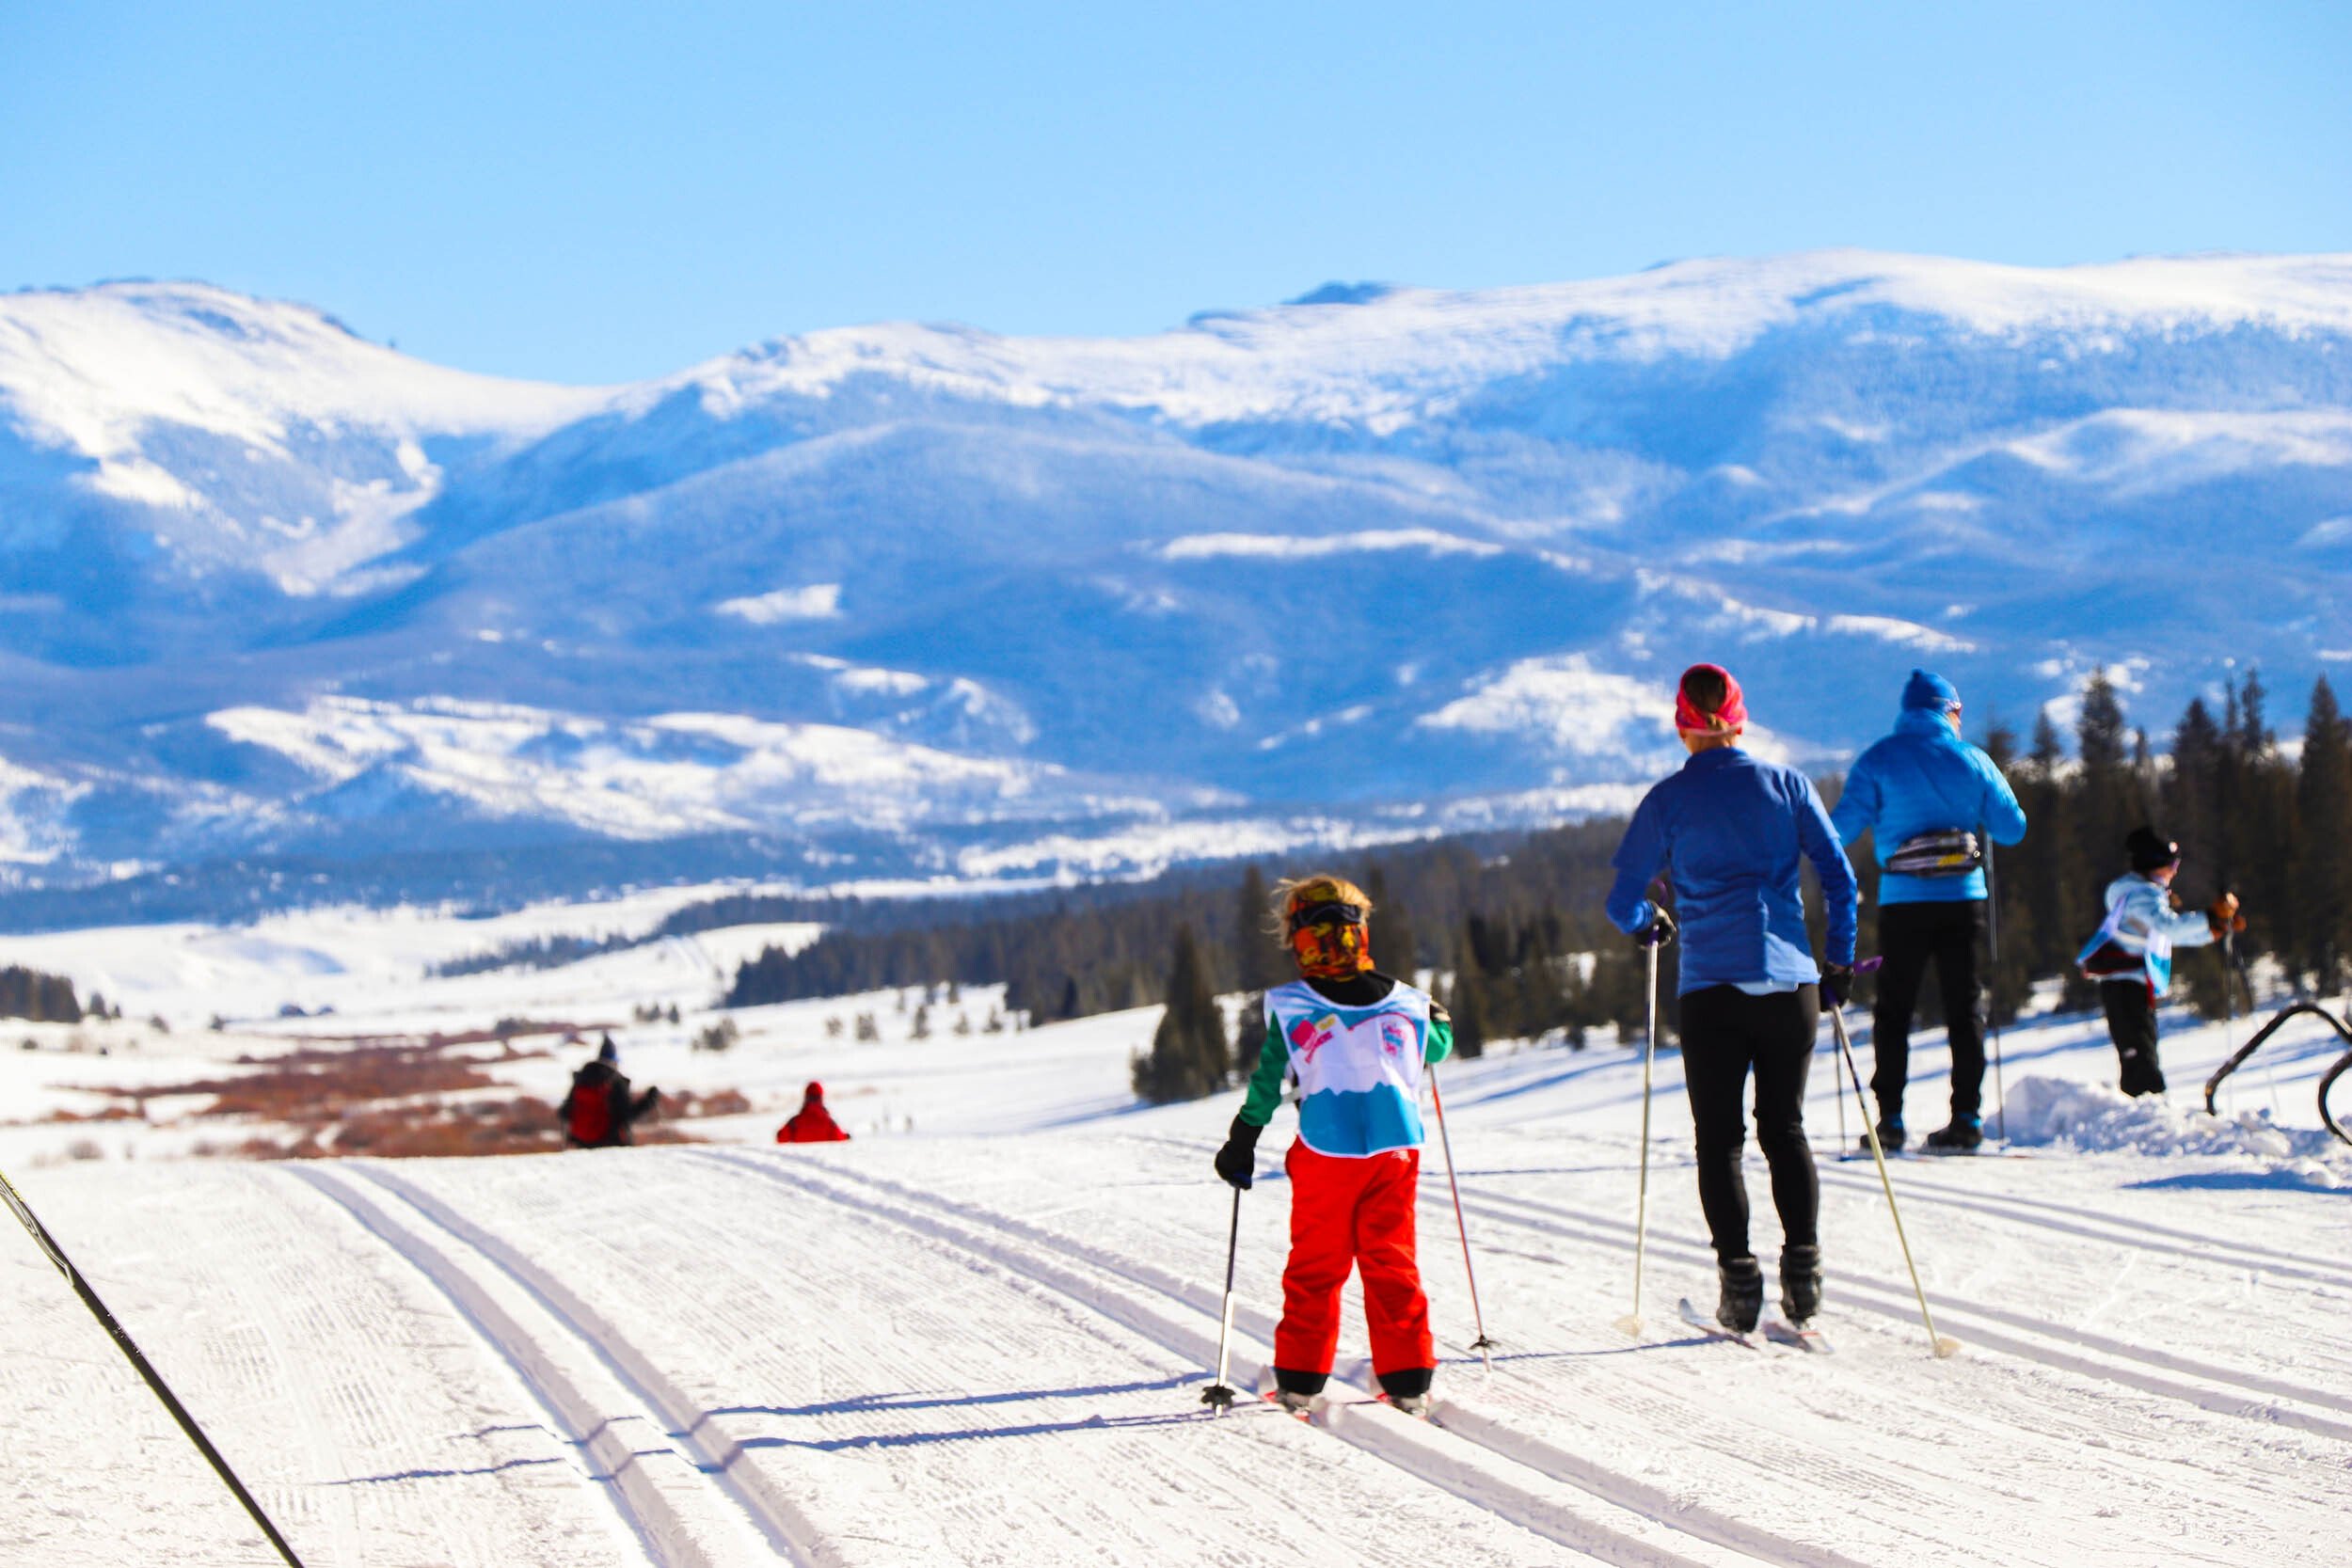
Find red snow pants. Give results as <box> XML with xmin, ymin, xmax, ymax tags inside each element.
<box><xmin>1274</xmin><ymin>1141</ymin><xmax>1433</xmax><ymax>1378</ymax></box>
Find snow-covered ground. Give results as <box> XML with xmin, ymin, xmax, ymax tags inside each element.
<box><xmin>3</xmin><ymin>895</ymin><xmax>2349</xmax><ymax>1564</ymax></box>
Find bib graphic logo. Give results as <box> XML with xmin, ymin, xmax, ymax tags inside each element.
<box><xmin>1379</xmin><ymin>1017</ymin><xmax>1411</xmax><ymax>1057</ymax></box>
<box><xmin>1288</xmin><ymin>1013</ymin><xmax>1343</xmax><ymax>1065</ymax></box>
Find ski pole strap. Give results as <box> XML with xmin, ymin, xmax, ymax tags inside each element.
<box><xmin>0</xmin><ymin>1167</ymin><xmax>309</xmax><ymax>1567</ymax></box>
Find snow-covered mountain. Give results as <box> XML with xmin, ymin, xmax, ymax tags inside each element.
<box><xmin>4</xmin><ymin>252</ymin><xmax>2349</xmax><ymax>892</ymax></box>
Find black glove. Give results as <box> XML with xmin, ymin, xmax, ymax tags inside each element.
<box><xmin>1820</xmin><ymin>962</ymin><xmax>1854</xmax><ymax>1007</ymax></box>
<box><xmin>1213</xmin><ymin>1117</ymin><xmax>1263</xmax><ymax>1190</ymax></box>
<box><xmin>1636</xmin><ymin>906</ymin><xmax>1677</xmax><ymax>948</ymax></box>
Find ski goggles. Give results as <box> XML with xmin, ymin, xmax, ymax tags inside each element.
<box><xmin>1287</xmin><ymin>900</ymin><xmax>1367</xmax><ymax>933</ymax></box>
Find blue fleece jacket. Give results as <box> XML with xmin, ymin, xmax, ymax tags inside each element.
<box><xmin>1606</xmin><ymin>747</ymin><xmax>1859</xmax><ymax>995</ymax></box>
<box><xmin>1830</xmin><ymin>709</ymin><xmax>2028</xmax><ymax>905</ymax></box>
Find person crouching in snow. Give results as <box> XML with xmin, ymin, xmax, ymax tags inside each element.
<box><xmin>777</xmin><ymin>1080</ymin><xmax>850</xmax><ymax>1143</ymax></box>
<box><xmin>2078</xmin><ymin>827</ymin><xmax>2244</xmax><ymax>1097</ymax></box>
<box><xmin>562</xmin><ymin>1038</ymin><xmax>660</xmax><ymax>1148</ymax></box>
<box><xmin>1212</xmin><ymin>875</ymin><xmax>1452</xmax><ymax>1417</ymax></box>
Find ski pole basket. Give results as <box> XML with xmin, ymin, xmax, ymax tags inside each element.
<box><xmin>2201</xmin><ymin>1001</ymin><xmax>2352</xmax><ymax>1148</ymax></box>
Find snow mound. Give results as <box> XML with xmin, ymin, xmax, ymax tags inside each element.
<box><xmin>2000</xmin><ymin>1074</ymin><xmax>2351</xmax><ymax>1184</ymax></box>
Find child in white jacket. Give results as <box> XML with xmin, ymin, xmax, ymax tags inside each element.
<box><xmin>2077</xmin><ymin>828</ymin><xmax>2244</xmax><ymax>1095</ymax></box>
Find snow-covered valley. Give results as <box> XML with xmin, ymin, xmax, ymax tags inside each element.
<box><xmin>3</xmin><ymin>893</ymin><xmax>2347</xmax><ymax>1565</ymax></box>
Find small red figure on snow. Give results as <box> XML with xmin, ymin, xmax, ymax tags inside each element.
<box><xmin>777</xmin><ymin>1081</ymin><xmax>850</xmax><ymax>1144</ymax></box>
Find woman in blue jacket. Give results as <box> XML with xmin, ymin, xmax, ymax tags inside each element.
<box><xmin>1606</xmin><ymin>663</ymin><xmax>1859</xmax><ymax>1334</ymax></box>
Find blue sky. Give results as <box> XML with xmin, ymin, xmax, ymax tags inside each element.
<box><xmin>4</xmin><ymin>1</ymin><xmax>2345</xmax><ymax>384</ymax></box>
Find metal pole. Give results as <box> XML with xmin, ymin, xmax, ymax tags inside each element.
<box><xmin>1825</xmin><ymin>1010</ymin><xmax>1961</xmax><ymax>1358</ymax></box>
<box><xmin>1428</xmin><ymin>1064</ymin><xmax>1495</xmax><ymax>1370</ymax></box>
<box><xmin>0</xmin><ymin>1166</ymin><xmax>307</xmax><ymax>1565</ymax></box>
<box><xmin>1200</xmin><ymin>1186</ymin><xmax>1242</xmax><ymax>1411</ymax></box>
<box><xmin>1984</xmin><ymin>832</ymin><xmax>2008</xmax><ymax>1143</ymax></box>
<box><xmin>1615</xmin><ymin>941</ymin><xmax>1660</xmax><ymax>1337</ymax></box>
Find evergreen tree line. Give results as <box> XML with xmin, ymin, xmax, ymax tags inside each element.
<box><xmin>1962</xmin><ymin>668</ymin><xmax>2352</xmax><ymax>1023</ymax></box>
<box><xmin>726</xmin><ymin>822</ymin><xmax>1645</xmax><ymax>1033</ymax></box>
<box><xmin>732</xmin><ymin>667</ymin><xmax>2352</xmax><ymax>1103</ymax></box>
<box><xmin>0</xmin><ymin>965</ymin><xmax>83</xmax><ymax>1023</ymax></box>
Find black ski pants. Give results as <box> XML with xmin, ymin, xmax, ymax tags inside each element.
<box><xmin>2101</xmin><ymin>981</ymin><xmax>2166</xmax><ymax>1096</ymax></box>
<box><xmin>1679</xmin><ymin>985</ymin><xmax>1820</xmax><ymax>1264</ymax></box>
<box><xmin>1869</xmin><ymin>899</ymin><xmax>1987</xmax><ymax>1124</ymax></box>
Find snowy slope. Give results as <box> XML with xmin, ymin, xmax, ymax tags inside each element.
<box><xmin>2</xmin><ymin>895</ymin><xmax>2349</xmax><ymax>1564</ymax></box>
<box><xmin>6</xmin><ymin>254</ymin><xmax>2351</xmax><ymax>889</ymax></box>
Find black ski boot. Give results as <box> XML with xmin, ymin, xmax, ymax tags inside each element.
<box><xmin>1779</xmin><ymin>1243</ymin><xmax>1823</xmax><ymax>1325</ymax></box>
<box><xmin>1862</xmin><ymin>1117</ymin><xmax>1906</xmax><ymax>1155</ymax></box>
<box><xmin>1715</xmin><ymin>1255</ymin><xmax>1764</xmax><ymax>1334</ymax></box>
<box><xmin>1922</xmin><ymin>1117</ymin><xmax>1983</xmax><ymax>1154</ymax></box>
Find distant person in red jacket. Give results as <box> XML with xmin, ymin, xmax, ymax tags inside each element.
<box><xmin>562</xmin><ymin>1038</ymin><xmax>660</xmax><ymax>1148</ymax></box>
<box><xmin>777</xmin><ymin>1081</ymin><xmax>850</xmax><ymax>1144</ymax></box>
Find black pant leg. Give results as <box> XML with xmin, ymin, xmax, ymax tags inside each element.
<box><xmin>1748</xmin><ymin>987</ymin><xmax>1821</xmax><ymax>1249</ymax></box>
<box><xmin>1934</xmin><ymin>901</ymin><xmax>1989</xmax><ymax>1120</ymax></box>
<box><xmin>1677</xmin><ymin>986</ymin><xmax>1756</xmax><ymax>1262</ymax></box>
<box><xmin>1870</xmin><ymin>906</ymin><xmax>1934</xmax><ymax>1123</ymax></box>
<box><xmin>2102</xmin><ymin>983</ymin><xmax>2163</xmax><ymax>1096</ymax></box>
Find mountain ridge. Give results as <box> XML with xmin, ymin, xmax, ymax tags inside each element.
<box><xmin>3</xmin><ymin>250</ymin><xmax>2347</xmax><ymax>895</ymax></box>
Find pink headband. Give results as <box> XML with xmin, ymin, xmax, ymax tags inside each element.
<box><xmin>1675</xmin><ymin>664</ymin><xmax>1748</xmax><ymax>734</ymax></box>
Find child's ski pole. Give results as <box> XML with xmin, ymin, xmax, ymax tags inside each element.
<box><xmin>1428</xmin><ymin>1063</ymin><xmax>1495</xmax><ymax>1370</ymax></box>
<box><xmin>1200</xmin><ymin>1186</ymin><xmax>1243</xmax><ymax>1411</ymax></box>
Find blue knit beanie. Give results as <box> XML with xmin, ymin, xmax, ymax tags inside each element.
<box><xmin>1901</xmin><ymin>669</ymin><xmax>1960</xmax><ymax>713</ymax></box>
<box><xmin>597</xmin><ymin>1037</ymin><xmax>619</xmax><ymax>1065</ymax></box>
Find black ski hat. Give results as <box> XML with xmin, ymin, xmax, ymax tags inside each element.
<box><xmin>2125</xmin><ymin>826</ymin><xmax>2180</xmax><ymax>873</ymax></box>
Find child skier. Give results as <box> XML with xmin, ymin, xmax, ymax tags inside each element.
<box><xmin>1212</xmin><ymin>875</ymin><xmax>1453</xmax><ymax>1416</ymax></box>
<box><xmin>1605</xmin><ymin>663</ymin><xmax>1858</xmax><ymax>1336</ymax></box>
<box><xmin>2078</xmin><ymin>828</ymin><xmax>2245</xmax><ymax>1096</ymax></box>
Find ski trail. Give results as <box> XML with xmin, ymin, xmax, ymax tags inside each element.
<box><xmin>1067</xmin><ymin>1131</ymin><xmax>2345</xmax><ymax>1565</ymax></box>
<box><xmin>787</xmin><ymin>1150</ymin><xmax>2113</xmax><ymax>1568</ymax></box>
<box><xmin>1810</xmin><ymin>1164</ymin><xmax>2352</xmax><ymax>1288</ymax></box>
<box><xmin>691</xmin><ymin>1148</ymin><xmax>1820</xmax><ymax>1568</ymax></box>
<box><xmin>1455</xmin><ymin>1183</ymin><xmax>2352</xmax><ymax>1440</ymax></box>
<box><xmin>328</xmin><ymin>1163</ymin><xmax>837</xmax><ymax>1568</ymax></box>
<box><xmin>289</xmin><ymin>1164</ymin><xmax>776</xmax><ymax>1568</ymax></box>
<box><xmin>385</xmin><ymin>1149</ymin><xmax>1592</xmax><ymax>1567</ymax></box>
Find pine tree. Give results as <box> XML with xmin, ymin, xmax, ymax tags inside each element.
<box><xmin>1133</xmin><ymin>926</ymin><xmax>1230</xmax><ymax>1103</ymax></box>
<box><xmin>1364</xmin><ymin>865</ymin><xmax>1421</xmax><ymax>986</ymax></box>
<box><xmin>1976</xmin><ymin>715</ymin><xmax>2031</xmax><ymax>1025</ymax></box>
<box><xmin>2296</xmin><ymin>676</ymin><xmax>2352</xmax><ymax>992</ymax></box>
<box><xmin>1233</xmin><ymin>865</ymin><xmax>1288</xmax><ymax>993</ymax></box>
<box><xmin>1446</xmin><ymin>938</ymin><xmax>1488</xmax><ymax>1059</ymax></box>
<box><xmin>2076</xmin><ymin>668</ymin><xmax>2133</xmax><ymax>870</ymax></box>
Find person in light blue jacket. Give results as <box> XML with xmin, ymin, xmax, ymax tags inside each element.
<box><xmin>1606</xmin><ymin>663</ymin><xmax>1858</xmax><ymax>1334</ymax></box>
<box><xmin>1830</xmin><ymin>670</ymin><xmax>2027</xmax><ymax>1152</ymax></box>
<box><xmin>2078</xmin><ymin>828</ymin><xmax>2242</xmax><ymax>1095</ymax></box>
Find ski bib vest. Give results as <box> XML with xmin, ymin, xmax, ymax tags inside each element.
<box><xmin>1263</xmin><ymin>978</ymin><xmax>1434</xmax><ymax>1159</ymax></box>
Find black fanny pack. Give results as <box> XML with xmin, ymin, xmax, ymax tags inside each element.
<box><xmin>1883</xmin><ymin>829</ymin><xmax>1984</xmax><ymax>879</ymax></box>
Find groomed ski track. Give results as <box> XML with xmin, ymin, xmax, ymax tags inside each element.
<box><xmin>5</xmin><ymin>996</ymin><xmax>2349</xmax><ymax>1565</ymax></box>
